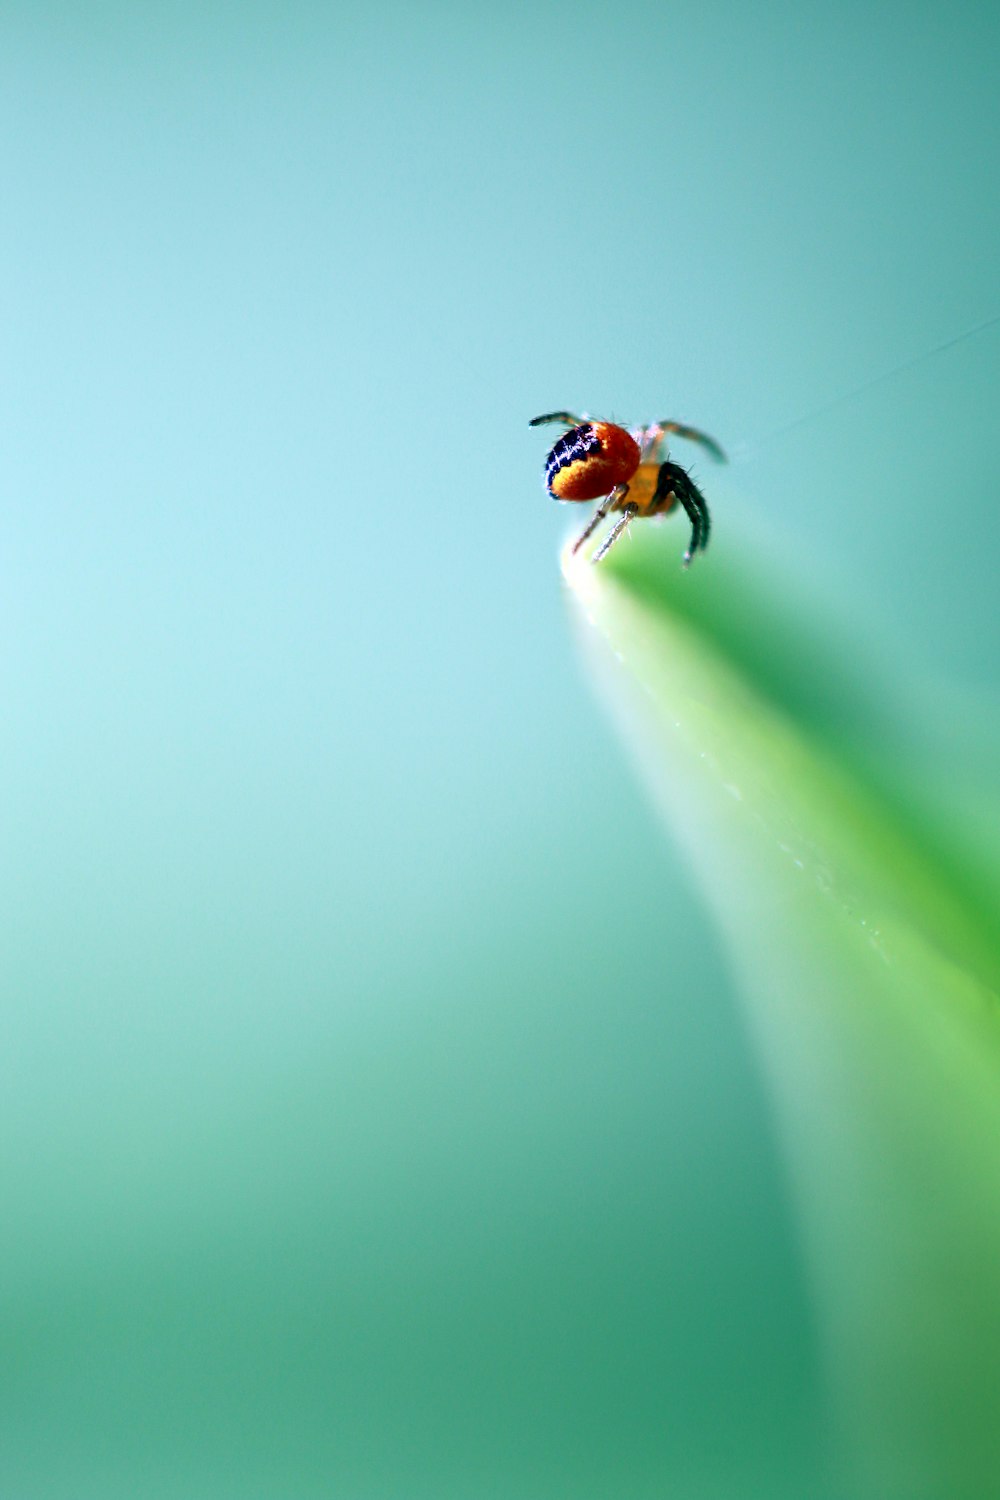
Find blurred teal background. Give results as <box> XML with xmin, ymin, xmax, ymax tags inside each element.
<box><xmin>2</xmin><ymin>3</ymin><xmax>998</xmax><ymax>1495</ymax></box>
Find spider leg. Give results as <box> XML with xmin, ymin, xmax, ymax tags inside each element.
<box><xmin>529</xmin><ymin>411</ymin><xmax>587</xmax><ymax>429</ymax></box>
<box><xmin>571</xmin><ymin>484</ymin><xmax>629</xmax><ymax>555</ymax></box>
<box><xmin>654</xmin><ymin>461</ymin><xmax>711</xmax><ymax>567</ymax></box>
<box><xmin>593</xmin><ymin>502</ymin><xmax>639</xmax><ymax>562</ymax></box>
<box><xmin>638</xmin><ymin>425</ymin><xmax>664</xmax><ymax>461</ymax></box>
<box><xmin>654</xmin><ymin>421</ymin><xmax>727</xmax><ymax>464</ymax></box>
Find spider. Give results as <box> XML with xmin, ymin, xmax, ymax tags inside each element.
<box><xmin>529</xmin><ymin>411</ymin><xmax>726</xmax><ymax>566</ymax></box>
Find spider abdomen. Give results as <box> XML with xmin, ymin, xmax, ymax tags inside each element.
<box><xmin>545</xmin><ymin>421</ymin><xmax>641</xmax><ymax>502</ymax></box>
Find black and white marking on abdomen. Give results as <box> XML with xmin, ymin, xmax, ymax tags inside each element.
<box><xmin>545</xmin><ymin>423</ymin><xmax>603</xmax><ymax>492</ymax></box>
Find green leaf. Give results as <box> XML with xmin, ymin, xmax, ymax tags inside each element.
<box><xmin>563</xmin><ymin>521</ymin><xmax>1000</xmax><ymax>1498</ymax></box>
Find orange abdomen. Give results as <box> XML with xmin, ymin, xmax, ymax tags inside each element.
<box><xmin>546</xmin><ymin>421</ymin><xmax>641</xmax><ymax>502</ymax></box>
